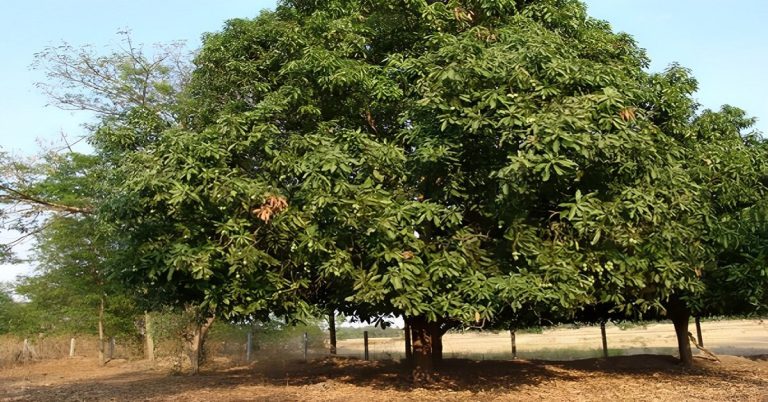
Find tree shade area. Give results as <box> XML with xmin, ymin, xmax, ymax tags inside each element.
<box><xmin>1</xmin><ymin>0</ymin><xmax>767</xmax><ymax>379</ymax></box>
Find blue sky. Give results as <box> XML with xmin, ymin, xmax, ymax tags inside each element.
<box><xmin>0</xmin><ymin>1</ymin><xmax>274</xmax><ymax>155</ymax></box>
<box><xmin>1</xmin><ymin>0</ymin><xmax>767</xmax><ymax>281</ymax></box>
<box><xmin>586</xmin><ymin>0</ymin><xmax>768</xmax><ymax>133</ymax></box>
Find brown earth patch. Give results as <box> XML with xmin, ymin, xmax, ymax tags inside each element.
<box><xmin>1</xmin><ymin>353</ymin><xmax>766</xmax><ymax>401</ymax></box>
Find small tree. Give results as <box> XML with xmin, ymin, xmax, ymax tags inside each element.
<box><xmin>2</xmin><ymin>33</ymin><xmax>203</xmax><ymax>368</ymax></box>
<box><xmin>0</xmin><ymin>283</ymin><xmax>24</xmax><ymax>334</ymax></box>
<box><xmin>15</xmin><ymin>215</ymin><xmax>141</xmax><ymax>360</ymax></box>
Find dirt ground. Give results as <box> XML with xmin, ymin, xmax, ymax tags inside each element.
<box><xmin>1</xmin><ymin>353</ymin><xmax>767</xmax><ymax>401</ymax></box>
<box><xmin>1</xmin><ymin>319</ymin><xmax>767</xmax><ymax>401</ymax></box>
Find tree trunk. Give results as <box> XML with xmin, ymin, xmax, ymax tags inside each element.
<box><xmin>186</xmin><ymin>315</ymin><xmax>215</xmax><ymax>375</ymax></box>
<box><xmin>600</xmin><ymin>321</ymin><xmax>608</xmax><ymax>359</ymax></box>
<box><xmin>328</xmin><ymin>311</ymin><xmax>337</xmax><ymax>355</ymax></box>
<box><xmin>144</xmin><ymin>311</ymin><xmax>155</xmax><ymax>361</ymax></box>
<box><xmin>410</xmin><ymin>316</ymin><xmax>433</xmax><ymax>382</ymax></box>
<box><xmin>98</xmin><ymin>296</ymin><xmax>105</xmax><ymax>365</ymax></box>
<box><xmin>407</xmin><ymin>316</ymin><xmax>443</xmax><ymax>383</ymax></box>
<box><xmin>404</xmin><ymin>320</ymin><xmax>412</xmax><ymax>363</ymax></box>
<box><xmin>430</xmin><ymin>321</ymin><xmax>443</xmax><ymax>367</ymax></box>
<box><xmin>432</xmin><ymin>333</ymin><xmax>443</xmax><ymax>367</ymax></box>
<box><xmin>510</xmin><ymin>328</ymin><xmax>517</xmax><ymax>359</ymax></box>
<box><xmin>668</xmin><ymin>296</ymin><xmax>693</xmax><ymax>366</ymax></box>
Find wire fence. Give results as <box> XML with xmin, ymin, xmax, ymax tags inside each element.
<box><xmin>2</xmin><ymin>319</ymin><xmax>766</xmax><ymax>370</ymax></box>
<box><xmin>0</xmin><ymin>334</ymin><xmax>142</xmax><ymax>368</ymax></box>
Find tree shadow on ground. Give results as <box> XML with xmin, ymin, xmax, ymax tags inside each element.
<box><xmin>252</xmin><ymin>356</ymin><xmax>580</xmax><ymax>391</ymax></box>
<box><xmin>3</xmin><ymin>354</ymin><xmax>766</xmax><ymax>401</ymax></box>
<box><xmin>0</xmin><ymin>357</ymin><xmax>574</xmax><ymax>401</ymax></box>
<box><xmin>744</xmin><ymin>354</ymin><xmax>768</xmax><ymax>362</ymax></box>
<box><xmin>545</xmin><ymin>354</ymin><xmax>768</xmax><ymax>389</ymax></box>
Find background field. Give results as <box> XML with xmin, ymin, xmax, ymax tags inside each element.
<box><xmin>337</xmin><ymin>319</ymin><xmax>768</xmax><ymax>361</ymax></box>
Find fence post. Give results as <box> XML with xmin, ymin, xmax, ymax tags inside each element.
<box><xmin>510</xmin><ymin>329</ymin><xmax>517</xmax><ymax>359</ymax></box>
<box><xmin>600</xmin><ymin>321</ymin><xmax>608</xmax><ymax>359</ymax></box>
<box><xmin>144</xmin><ymin>311</ymin><xmax>155</xmax><ymax>361</ymax></box>
<box><xmin>246</xmin><ymin>331</ymin><xmax>253</xmax><ymax>362</ymax></box>
<box><xmin>363</xmin><ymin>331</ymin><xmax>369</xmax><ymax>361</ymax></box>
<box><xmin>109</xmin><ymin>337</ymin><xmax>115</xmax><ymax>360</ymax></box>
<box><xmin>329</xmin><ymin>312</ymin><xmax>337</xmax><ymax>355</ymax></box>
<box><xmin>22</xmin><ymin>339</ymin><xmax>30</xmax><ymax>362</ymax></box>
<box><xmin>303</xmin><ymin>332</ymin><xmax>308</xmax><ymax>362</ymax></box>
<box><xmin>695</xmin><ymin>316</ymin><xmax>704</xmax><ymax>347</ymax></box>
<box><xmin>69</xmin><ymin>338</ymin><xmax>76</xmax><ymax>358</ymax></box>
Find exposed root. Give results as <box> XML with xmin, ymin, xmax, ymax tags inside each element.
<box><xmin>688</xmin><ymin>332</ymin><xmax>721</xmax><ymax>363</ymax></box>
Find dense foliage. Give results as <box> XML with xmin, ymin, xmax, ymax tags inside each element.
<box><xmin>104</xmin><ymin>0</ymin><xmax>763</xmax><ymax>325</ymax></box>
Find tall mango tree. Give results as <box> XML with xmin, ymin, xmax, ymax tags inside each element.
<box><xmin>95</xmin><ymin>0</ymin><xmax>768</xmax><ymax>378</ymax></box>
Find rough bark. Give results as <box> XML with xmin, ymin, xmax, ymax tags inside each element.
<box><xmin>406</xmin><ymin>316</ymin><xmax>445</xmax><ymax>382</ymax></box>
<box><xmin>185</xmin><ymin>315</ymin><xmax>215</xmax><ymax>375</ymax></box>
<box><xmin>668</xmin><ymin>296</ymin><xmax>693</xmax><ymax>366</ymax></box>
<box><xmin>409</xmin><ymin>316</ymin><xmax>433</xmax><ymax>382</ymax></box>
<box><xmin>328</xmin><ymin>311</ymin><xmax>337</xmax><ymax>355</ymax></box>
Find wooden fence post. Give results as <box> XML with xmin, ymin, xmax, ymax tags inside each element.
<box><xmin>328</xmin><ymin>312</ymin><xmax>337</xmax><ymax>355</ymax></box>
<box><xmin>69</xmin><ymin>338</ymin><xmax>76</xmax><ymax>358</ymax></box>
<box><xmin>695</xmin><ymin>316</ymin><xmax>704</xmax><ymax>347</ymax></box>
<box><xmin>22</xmin><ymin>339</ymin><xmax>30</xmax><ymax>362</ymax></box>
<box><xmin>109</xmin><ymin>337</ymin><xmax>115</xmax><ymax>360</ymax></box>
<box><xmin>363</xmin><ymin>331</ymin><xmax>369</xmax><ymax>361</ymax></box>
<box><xmin>246</xmin><ymin>331</ymin><xmax>253</xmax><ymax>362</ymax></box>
<box><xmin>144</xmin><ymin>311</ymin><xmax>155</xmax><ymax>361</ymax></box>
<box><xmin>303</xmin><ymin>332</ymin><xmax>308</xmax><ymax>362</ymax></box>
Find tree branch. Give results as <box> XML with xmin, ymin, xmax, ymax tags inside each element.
<box><xmin>0</xmin><ymin>184</ymin><xmax>92</xmax><ymax>214</ymax></box>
